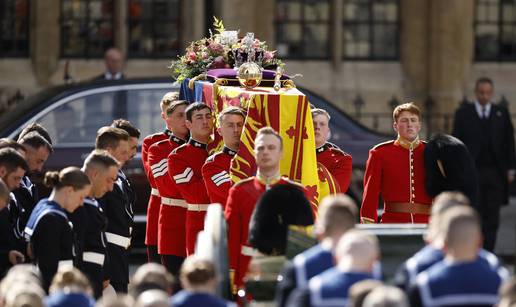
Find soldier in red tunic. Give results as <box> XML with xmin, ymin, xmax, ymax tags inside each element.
<box><xmin>147</xmin><ymin>100</ymin><xmax>189</xmax><ymax>276</ymax></box>
<box><xmin>225</xmin><ymin>127</ymin><xmax>302</xmax><ymax>292</ymax></box>
<box><xmin>202</xmin><ymin>106</ymin><xmax>246</xmax><ymax>208</ymax></box>
<box><xmin>312</xmin><ymin>108</ymin><xmax>353</xmax><ymax>193</ymax></box>
<box><xmin>361</xmin><ymin>102</ymin><xmax>433</xmax><ymax>224</ymax></box>
<box><xmin>169</xmin><ymin>102</ymin><xmax>214</xmax><ymax>255</ymax></box>
<box><xmin>141</xmin><ymin>92</ymin><xmax>178</xmax><ymax>262</ymax></box>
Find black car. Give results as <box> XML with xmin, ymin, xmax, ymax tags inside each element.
<box><xmin>0</xmin><ymin>78</ymin><xmax>389</xmax><ymax>256</ymax></box>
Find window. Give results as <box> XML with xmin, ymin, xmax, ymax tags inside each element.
<box><xmin>275</xmin><ymin>0</ymin><xmax>330</xmax><ymax>59</ymax></box>
<box><xmin>342</xmin><ymin>0</ymin><xmax>399</xmax><ymax>60</ymax></box>
<box><xmin>0</xmin><ymin>0</ymin><xmax>29</xmax><ymax>57</ymax></box>
<box><xmin>475</xmin><ymin>0</ymin><xmax>516</xmax><ymax>61</ymax></box>
<box><xmin>37</xmin><ymin>92</ymin><xmax>117</xmax><ymax>145</ymax></box>
<box><xmin>60</xmin><ymin>0</ymin><xmax>115</xmax><ymax>58</ymax></box>
<box><xmin>128</xmin><ymin>0</ymin><xmax>181</xmax><ymax>58</ymax></box>
<box><xmin>126</xmin><ymin>88</ymin><xmax>171</xmax><ymax>136</ymax></box>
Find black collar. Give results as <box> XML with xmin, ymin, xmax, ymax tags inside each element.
<box><xmin>164</xmin><ymin>129</ymin><xmax>173</xmax><ymax>137</ymax></box>
<box><xmin>316</xmin><ymin>143</ymin><xmax>332</xmax><ymax>153</ymax></box>
<box><xmin>170</xmin><ymin>134</ymin><xmax>186</xmax><ymax>145</ymax></box>
<box><xmin>223</xmin><ymin>146</ymin><xmax>237</xmax><ymax>156</ymax></box>
<box><xmin>188</xmin><ymin>138</ymin><xmax>208</xmax><ymax>149</ymax></box>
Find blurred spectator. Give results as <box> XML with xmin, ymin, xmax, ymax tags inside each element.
<box><xmin>134</xmin><ymin>289</ymin><xmax>170</xmax><ymax>307</ymax></box>
<box><xmin>17</xmin><ymin>123</ymin><xmax>52</xmax><ymax>145</ymax></box>
<box><xmin>45</xmin><ymin>267</ymin><xmax>95</xmax><ymax>307</ymax></box>
<box><xmin>94</xmin><ymin>48</ymin><xmax>125</xmax><ymax>81</ymax></box>
<box><xmin>3</xmin><ymin>284</ymin><xmax>45</xmax><ymax>307</ymax></box>
<box><xmin>275</xmin><ymin>194</ymin><xmax>357</xmax><ymax>307</ymax></box>
<box><xmin>0</xmin><ymin>264</ymin><xmax>43</xmax><ymax>305</ymax></box>
<box><xmin>95</xmin><ymin>294</ymin><xmax>134</xmax><ymax>307</ymax></box>
<box><xmin>129</xmin><ymin>263</ymin><xmax>174</xmax><ymax>298</ymax></box>
<box><xmin>286</xmin><ymin>229</ymin><xmax>379</xmax><ymax>307</ymax></box>
<box><xmin>171</xmin><ymin>256</ymin><xmax>232</xmax><ymax>307</ymax></box>
<box><xmin>408</xmin><ymin>206</ymin><xmax>508</xmax><ymax>307</ymax></box>
<box><xmin>348</xmin><ymin>280</ymin><xmax>383</xmax><ymax>307</ymax></box>
<box><xmin>499</xmin><ymin>277</ymin><xmax>516</xmax><ymax>307</ymax></box>
<box><xmin>0</xmin><ymin>179</ymin><xmax>9</xmax><ymax>210</ymax></box>
<box><xmin>362</xmin><ymin>286</ymin><xmax>409</xmax><ymax>307</ymax></box>
<box><xmin>394</xmin><ymin>191</ymin><xmax>503</xmax><ymax>291</ymax></box>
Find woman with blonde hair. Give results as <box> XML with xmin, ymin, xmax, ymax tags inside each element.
<box><xmin>24</xmin><ymin>167</ymin><xmax>91</xmax><ymax>291</ymax></box>
<box><xmin>45</xmin><ymin>267</ymin><xmax>95</xmax><ymax>307</ymax></box>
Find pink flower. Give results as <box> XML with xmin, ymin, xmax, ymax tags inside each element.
<box><xmin>208</xmin><ymin>42</ymin><xmax>224</xmax><ymax>54</ymax></box>
<box><xmin>263</xmin><ymin>51</ymin><xmax>274</xmax><ymax>61</ymax></box>
<box><xmin>210</xmin><ymin>56</ymin><xmax>226</xmax><ymax>69</ymax></box>
<box><xmin>188</xmin><ymin>51</ymin><xmax>197</xmax><ymax>61</ymax></box>
<box><xmin>201</xmin><ymin>52</ymin><xmax>209</xmax><ymax>59</ymax></box>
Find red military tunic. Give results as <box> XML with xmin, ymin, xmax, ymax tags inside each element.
<box><xmin>148</xmin><ymin>135</ymin><xmax>186</xmax><ymax>256</ymax></box>
<box><xmin>169</xmin><ymin>139</ymin><xmax>211</xmax><ymax>255</ymax></box>
<box><xmin>225</xmin><ymin>175</ymin><xmax>296</xmax><ymax>290</ymax></box>
<box><xmin>142</xmin><ymin>129</ymin><xmax>171</xmax><ymax>247</ymax></box>
<box><xmin>316</xmin><ymin>142</ymin><xmax>353</xmax><ymax>193</ymax></box>
<box><xmin>202</xmin><ymin>146</ymin><xmax>236</xmax><ymax>208</ymax></box>
<box><xmin>361</xmin><ymin>137</ymin><xmax>433</xmax><ymax>224</ymax></box>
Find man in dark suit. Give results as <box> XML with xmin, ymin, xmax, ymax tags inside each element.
<box><xmin>452</xmin><ymin>77</ymin><xmax>516</xmax><ymax>252</ymax></box>
<box><xmin>93</xmin><ymin>47</ymin><xmax>125</xmax><ymax>81</ymax></box>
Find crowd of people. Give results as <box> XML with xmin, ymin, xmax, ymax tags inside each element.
<box><xmin>0</xmin><ymin>73</ymin><xmax>514</xmax><ymax>307</ymax></box>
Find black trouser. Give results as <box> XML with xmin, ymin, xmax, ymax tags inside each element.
<box><xmin>81</xmin><ymin>261</ymin><xmax>104</xmax><ymax>299</ymax></box>
<box><xmin>478</xmin><ymin>166</ymin><xmax>504</xmax><ymax>252</ymax></box>
<box><xmin>147</xmin><ymin>245</ymin><xmax>160</xmax><ymax>263</ymax></box>
<box><xmin>161</xmin><ymin>254</ymin><xmax>185</xmax><ymax>292</ymax></box>
<box><xmin>111</xmin><ymin>282</ymin><xmax>128</xmax><ymax>293</ymax></box>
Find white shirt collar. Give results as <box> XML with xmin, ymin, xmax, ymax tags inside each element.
<box><xmin>104</xmin><ymin>72</ymin><xmax>122</xmax><ymax>80</ymax></box>
<box><xmin>474</xmin><ymin>101</ymin><xmax>492</xmax><ymax>118</ymax></box>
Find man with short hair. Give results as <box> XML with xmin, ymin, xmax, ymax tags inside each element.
<box><xmin>394</xmin><ymin>191</ymin><xmax>503</xmax><ymax>291</ymax></box>
<box><xmin>111</xmin><ymin>119</ymin><xmax>140</xmax><ymax>160</ymax></box>
<box><xmin>287</xmin><ymin>230</ymin><xmax>380</xmax><ymax>307</ymax></box>
<box><xmin>12</xmin><ymin>132</ymin><xmax>53</xmax><ymax>243</ymax></box>
<box><xmin>96</xmin><ymin>47</ymin><xmax>125</xmax><ymax>80</ymax></box>
<box><xmin>169</xmin><ymin>102</ymin><xmax>214</xmax><ymax>256</ymax></box>
<box><xmin>96</xmin><ymin>126</ymin><xmax>132</xmax><ymax>293</ymax></box>
<box><xmin>453</xmin><ymin>77</ymin><xmax>516</xmax><ymax>251</ymax></box>
<box><xmin>141</xmin><ymin>92</ymin><xmax>180</xmax><ymax>262</ymax></box>
<box><xmin>202</xmin><ymin>106</ymin><xmax>245</xmax><ymax>206</ymax></box>
<box><xmin>73</xmin><ymin>150</ymin><xmax>119</xmax><ymax>298</ymax></box>
<box><xmin>0</xmin><ymin>148</ymin><xmax>29</xmax><ymax>276</ymax></box>
<box><xmin>275</xmin><ymin>194</ymin><xmax>358</xmax><ymax>307</ymax></box>
<box><xmin>148</xmin><ymin>100</ymin><xmax>189</xmax><ymax>277</ymax></box>
<box><xmin>361</xmin><ymin>102</ymin><xmax>433</xmax><ymax>224</ymax></box>
<box><xmin>17</xmin><ymin>123</ymin><xmax>52</xmax><ymax>145</ymax></box>
<box><xmin>225</xmin><ymin>127</ymin><xmax>306</xmax><ymax>292</ymax></box>
<box><xmin>312</xmin><ymin>108</ymin><xmax>353</xmax><ymax>193</ymax></box>
<box><xmin>409</xmin><ymin>207</ymin><xmax>508</xmax><ymax>307</ymax></box>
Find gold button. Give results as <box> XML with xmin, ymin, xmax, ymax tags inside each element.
<box><xmin>412</xmin><ymin>194</ymin><xmax>415</xmax><ymax>198</ymax></box>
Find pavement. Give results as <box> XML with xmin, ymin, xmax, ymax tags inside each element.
<box><xmin>495</xmin><ymin>197</ymin><xmax>516</xmax><ymax>263</ymax></box>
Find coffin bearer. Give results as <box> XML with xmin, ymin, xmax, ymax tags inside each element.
<box><xmin>361</xmin><ymin>103</ymin><xmax>432</xmax><ymax>224</ymax></box>
<box><xmin>148</xmin><ymin>100</ymin><xmax>189</xmax><ymax>276</ymax></box>
<box><xmin>141</xmin><ymin>92</ymin><xmax>179</xmax><ymax>263</ymax></box>
<box><xmin>202</xmin><ymin>106</ymin><xmax>246</xmax><ymax>207</ymax></box>
<box><xmin>312</xmin><ymin>108</ymin><xmax>353</xmax><ymax>193</ymax></box>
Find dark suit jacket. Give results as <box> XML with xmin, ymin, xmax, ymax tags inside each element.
<box><xmin>452</xmin><ymin>102</ymin><xmax>516</xmax><ymax>204</ymax></box>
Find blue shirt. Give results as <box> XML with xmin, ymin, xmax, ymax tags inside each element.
<box><xmin>171</xmin><ymin>291</ymin><xmax>234</xmax><ymax>307</ymax></box>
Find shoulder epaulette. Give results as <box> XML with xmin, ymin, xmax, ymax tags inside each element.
<box><xmin>372</xmin><ymin>140</ymin><xmax>395</xmax><ymax>150</ymax></box>
<box><xmin>329</xmin><ymin>146</ymin><xmax>350</xmax><ymax>156</ymax></box>
<box><xmin>233</xmin><ymin>177</ymin><xmax>254</xmax><ymax>187</ymax></box>
<box><xmin>205</xmin><ymin>152</ymin><xmax>218</xmax><ymax>163</ymax></box>
<box><xmin>281</xmin><ymin>177</ymin><xmax>304</xmax><ymax>188</ymax></box>
<box><xmin>171</xmin><ymin>143</ymin><xmax>188</xmax><ymax>155</ymax></box>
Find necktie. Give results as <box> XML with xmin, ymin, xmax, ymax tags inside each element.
<box><xmin>482</xmin><ymin>106</ymin><xmax>488</xmax><ymax>119</ymax></box>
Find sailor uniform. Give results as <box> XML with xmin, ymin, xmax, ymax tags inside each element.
<box><xmin>71</xmin><ymin>197</ymin><xmax>108</xmax><ymax>299</ymax></box>
<box><xmin>24</xmin><ymin>199</ymin><xmax>74</xmax><ymax>291</ymax></box>
<box><xmin>0</xmin><ymin>206</ymin><xmax>17</xmax><ymax>276</ymax></box>
<box><xmin>171</xmin><ymin>290</ymin><xmax>234</xmax><ymax>307</ymax></box>
<box><xmin>97</xmin><ymin>170</ymin><xmax>134</xmax><ymax>293</ymax></box>
<box><xmin>141</xmin><ymin>129</ymin><xmax>172</xmax><ymax>262</ymax></box>
<box><xmin>409</xmin><ymin>257</ymin><xmax>507</xmax><ymax>307</ymax></box>
<box><xmin>395</xmin><ymin>244</ymin><xmax>504</xmax><ymax>291</ymax></box>
<box><xmin>287</xmin><ymin>269</ymin><xmax>373</xmax><ymax>307</ymax></box>
<box><xmin>11</xmin><ymin>176</ymin><xmax>38</xmax><ymax>240</ymax></box>
<box><xmin>275</xmin><ymin>243</ymin><xmax>334</xmax><ymax>307</ymax></box>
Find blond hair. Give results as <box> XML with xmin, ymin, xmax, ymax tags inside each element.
<box><xmin>392</xmin><ymin>102</ymin><xmax>421</xmax><ymax>122</ymax></box>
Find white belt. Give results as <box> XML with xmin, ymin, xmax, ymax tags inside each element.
<box><xmin>105</xmin><ymin>232</ymin><xmax>131</xmax><ymax>249</ymax></box>
<box><xmin>58</xmin><ymin>260</ymin><xmax>73</xmax><ymax>269</ymax></box>
<box><xmin>241</xmin><ymin>245</ymin><xmax>260</xmax><ymax>257</ymax></box>
<box><xmin>187</xmin><ymin>204</ymin><xmax>210</xmax><ymax>211</ymax></box>
<box><xmin>83</xmin><ymin>252</ymin><xmax>105</xmax><ymax>266</ymax></box>
<box><xmin>151</xmin><ymin>188</ymin><xmax>160</xmax><ymax>196</ymax></box>
<box><xmin>162</xmin><ymin>197</ymin><xmax>187</xmax><ymax>208</ymax></box>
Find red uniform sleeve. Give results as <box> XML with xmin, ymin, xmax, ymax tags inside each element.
<box><xmin>168</xmin><ymin>153</ymin><xmax>210</xmax><ymax>203</ymax></box>
<box><xmin>361</xmin><ymin>148</ymin><xmax>382</xmax><ymax>223</ymax></box>
<box><xmin>224</xmin><ymin>185</ymin><xmax>242</xmax><ymax>278</ymax></box>
<box><xmin>142</xmin><ymin>137</ymin><xmax>152</xmax><ymax>181</ymax></box>
<box><xmin>202</xmin><ymin>160</ymin><xmax>232</xmax><ymax>208</ymax></box>
<box><xmin>333</xmin><ymin>153</ymin><xmax>353</xmax><ymax>193</ymax></box>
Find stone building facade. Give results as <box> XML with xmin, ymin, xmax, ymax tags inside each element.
<box><xmin>1</xmin><ymin>0</ymin><xmax>515</xmax><ymax>135</ymax></box>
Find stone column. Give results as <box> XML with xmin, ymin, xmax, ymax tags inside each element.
<box><xmin>31</xmin><ymin>0</ymin><xmax>60</xmax><ymax>86</ymax></box>
<box><xmin>182</xmin><ymin>0</ymin><xmax>205</xmax><ymax>46</ymax></box>
<box><xmin>114</xmin><ymin>0</ymin><xmax>128</xmax><ymax>55</ymax></box>
<box><xmin>331</xmin><ymin>0</ymin><xmax>343</xmax><ymax>71</ymax></box>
